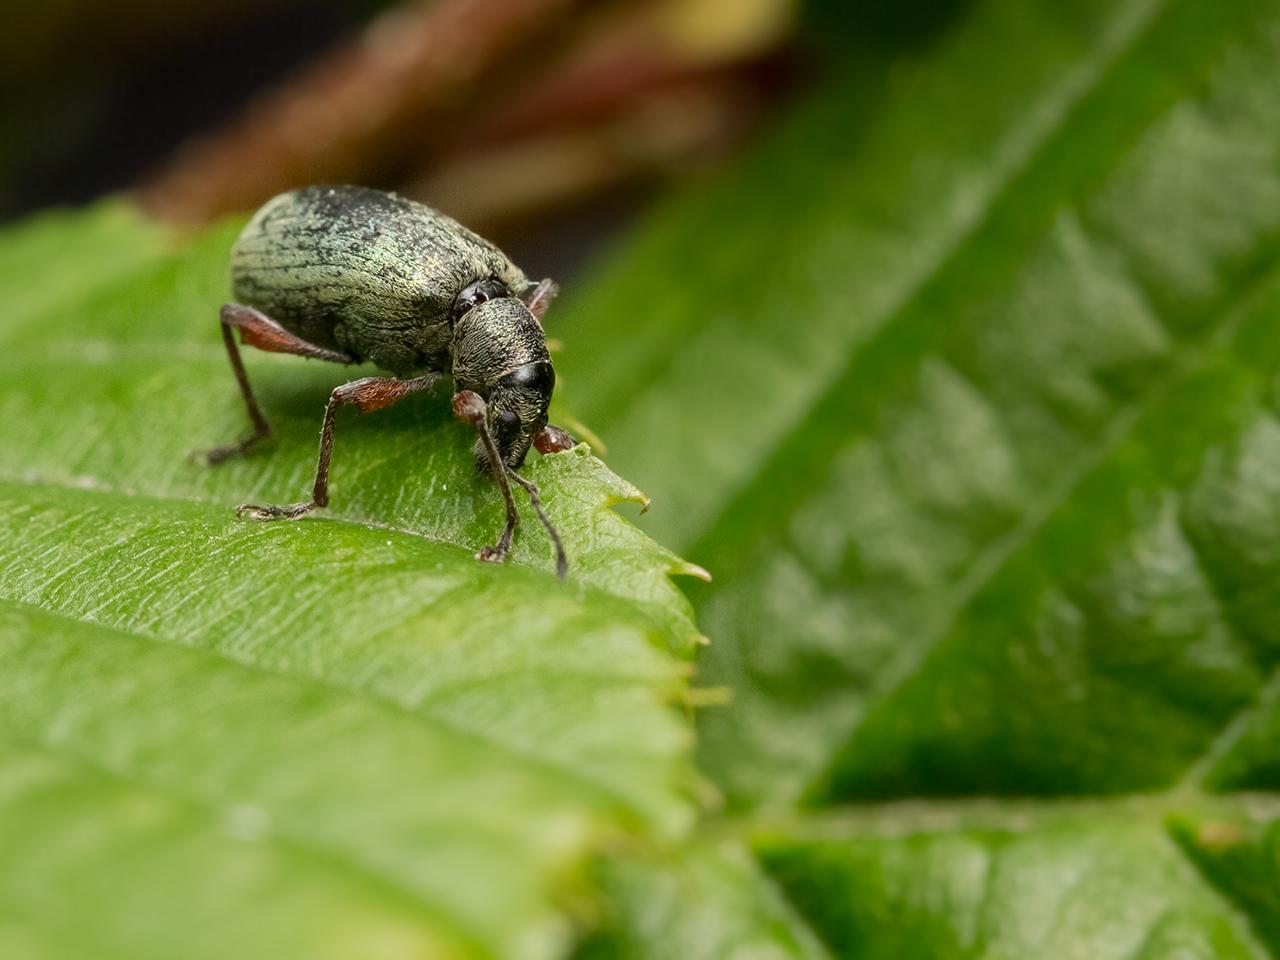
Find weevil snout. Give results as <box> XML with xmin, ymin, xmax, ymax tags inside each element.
<box><xmin>479</xmin><ymin>359</ymin><xmax>555</xmax><ymax>470</ymax></box>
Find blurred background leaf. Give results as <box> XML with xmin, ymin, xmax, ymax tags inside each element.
<box><xmin>549</xmin><ymin>0</ymin><xmax>1280</xmax><ymax>954</ymax></box>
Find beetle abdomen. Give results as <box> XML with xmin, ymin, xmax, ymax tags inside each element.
<box><xmin>230</xmin><ymin>186</ymin><xmax>528</xmax><ymax>376</ymax></box>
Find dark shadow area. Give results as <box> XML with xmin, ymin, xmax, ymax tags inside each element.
<box><xmin>1</xmin><ymin>2</ymin><xmax>373</xmax><ymax>219</ymax></box>
<box><xmin>804</xmin><ymin>0</ymin><xmax>975</xmax><ymax>52</ymax></box>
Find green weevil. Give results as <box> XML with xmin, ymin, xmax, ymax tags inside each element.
<box><xmin>193</xmin><ymin>185</ymin><xmax>577</xmax><ymax>576</ymax></box>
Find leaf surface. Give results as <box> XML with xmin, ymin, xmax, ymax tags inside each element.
<box><xmin>0</xmin><ymin>208</ymin><xmax>703</xmax><ymax>958</ymax></box>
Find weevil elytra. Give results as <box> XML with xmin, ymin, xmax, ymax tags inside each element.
<box><xmin>193</xmin><ymin>185</ymin><xmax>577</xmax><ymax>577</ymax></box>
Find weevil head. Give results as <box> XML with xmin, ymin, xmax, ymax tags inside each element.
<box><xmin>451</xmin><ymin>293</ymin><xmax>554</xmax><ymax>470</ymax></box>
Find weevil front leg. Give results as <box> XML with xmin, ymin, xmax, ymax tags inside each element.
<box><xmin>452</xmin><ymin>390</ymin><xmax>526</xmax><ymax>566</ymax></box>
<box><xmin>238</xmin><ymin>373</ymin><xmax>439</xmax><ymax>521</ymax></box>
<box><xmin>193</xmin><ymin>303</ymin><xmax>355</xmax><ymax>465</ymax></box>
<box><xmin>452</xmin><ymin>392</ymin><xmax>571</xmax><ymax>577</ymax></box>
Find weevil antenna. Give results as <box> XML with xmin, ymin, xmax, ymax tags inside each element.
<box><xmin>453</xmin><ymin>390</ymin><xmax>519</xmax><ymax>564</ymax></box>
<box><xmin>509</xmin><ymin>470</ymin><xmax>568</xmax><ymax>579</ymax></box>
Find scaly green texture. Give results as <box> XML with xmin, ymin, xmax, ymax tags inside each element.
<box><xmin>0</xmin><ymin>207</ymin><xmax>704</xmax><ymax>958</ymax></box>
<box><xmin>553</xmin><ymin>0</ymin><xmax>1280</xmax><ymax>954</ymax></box>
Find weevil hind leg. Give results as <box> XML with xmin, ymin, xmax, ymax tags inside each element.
<box><xmin>192</xmin><ymin>303</ymin><xmax>357</xmax><ymax>465</ymax></box>
<box><xmin>237</xmin><ymin>373</ymin><xmax>439</xmax><ymax>522</ymax></box>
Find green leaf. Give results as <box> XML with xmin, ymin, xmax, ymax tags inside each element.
<box><xmin>758</xmin><ymin>802</ymin><xmax>1277</xmax><ymax>960</ymax></box>
<box><xmin>1175</xmin><ymin>812</ymin><xmax>1280</xmax><ymax>956</ymax></box>
<box><xmin>552</xmin><ymin>0</ymin><xmax>1280</xmax><ymax>953</ymax></box>
<box><xmin>0</xmin><ymin>208</ymin><xmax>705</xmax><ymax>957</ymax></box>
<box><xmin>576</xmin><ymin>841</ymin><xmax>830</xmax><ymax>960</ymax></box>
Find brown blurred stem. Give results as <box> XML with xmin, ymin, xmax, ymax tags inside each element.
<box><xmin>414</xmin><ymin>66</ymin><xmax>789</xmax><ymax>228</ymax></box>
<box><xmin>408</xmin><ymin>0</ymin><xmax>799</xmax><ymax>228</ymax></box>
<box><xmin>135</xmin><ymin>0</ymin><xmax>594</xmax><ymax>223</ymax></box>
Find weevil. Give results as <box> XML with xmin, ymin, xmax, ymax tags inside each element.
<box><xmin>193</xmin><ymin>185</ymin><xmax>577</xmax><ymax>576</ymax></box>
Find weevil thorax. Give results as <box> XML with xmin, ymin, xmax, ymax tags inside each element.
<box><xmin>451</xmin><ymin>296</ymin><xmax>554</xmax><ymax>470</ymax></box>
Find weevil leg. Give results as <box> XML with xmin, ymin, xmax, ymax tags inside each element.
<box><xmin>452</xmin><ymin>390</ymin><xmax>521</xmax><ymax>566</ymax></box>
<box><xmin>533</xmin><ymin>423</ymin><xmax>575</xmax><ymax>455</ymax></box>
<box><xmin>193</xmin><ymin>303</ymin><xmax>356</xmax><ymax>465</ymax></box>
<box><xmin>521</xmin><ymin>278</ymin><xmax>559</xmax><ymax>323</ymax></box>
<box><xmin>237</xmin><ymin>373</ymin><xmax>439</xmax><ymax>521</ymax></box>
<box><xmin>509</xmin><ymin>470</ymin><xmax>567</xmax><ymax>579</ymax></box>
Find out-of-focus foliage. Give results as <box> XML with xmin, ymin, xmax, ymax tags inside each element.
<box><xmin>554</xmin><ymin>0</ymin><xmax>1280</xmax><ymax>953</ymax></box>
<box><xmin>0</xmin><ymin>206</ymin><xmax>703</xmax><ymax>958</ymax></box>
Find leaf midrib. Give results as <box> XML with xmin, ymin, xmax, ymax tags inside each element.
<box><xmin>733</xmin><ymin>791</ymin><xmax>1280</xmax><ymax>843</ymax></box>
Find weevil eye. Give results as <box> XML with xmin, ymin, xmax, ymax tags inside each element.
<box><xmin>497</xmin><ymin>360</ymin><xmax>555</xmax><ymax>396</ymax></box>
<box><xmin>452</xmin><ymin>277</ymin><xmax>510</xmax><ymax>321</ymax></box>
